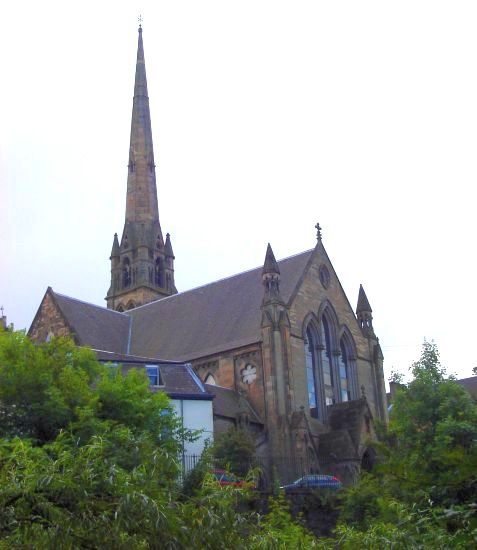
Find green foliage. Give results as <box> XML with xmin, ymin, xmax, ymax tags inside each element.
<box><xmin>181</xmin><ymin>443</ymin><xmax>213</xmax><ymax>497</ymax></box>
<box><xmin>0</xmin><ymin>332</ymin><xmax>186</xmax><ymax>545</ymax></box>
<box><xmin>385</xmin><ymin>340</ymin><xmax>477</xmax><ymax>506</ymax></box>
<box><xmin>0</xmin><ymin>331</ymin><xmax>100</xmax><ymax>443</ymax></box>
<box><xmin>338</xmin><ymin>473</ymin><xmax>385</xmax><ymax>529</ymax></box>
<box><xmin>249</xmin><ymin>493</ymin><xmax>319</xmax><ymax>549</ymax></box>
<box><xmin>213</xmin><ymin>427</ymin><xmax>256</xmax><ymax>476</ymax></box>
<box><xmin>327</xmin><ymin>340</ymin><xmax>477</xmax><ymax>547</ymax></box>
<box><xmin>389</xmin><ymin>369</ymin><xmax>404</xmax><ymax>384</ymax></box>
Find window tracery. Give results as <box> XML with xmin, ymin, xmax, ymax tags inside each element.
<box><xmin>303</xmin><ymin>309</ymin><xmax>358</xmax><ymax>422</ymax></box>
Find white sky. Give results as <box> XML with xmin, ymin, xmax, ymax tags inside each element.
<box><xmin>1</xmin><ymin>1</ymin><xmax>476</xmax><ymax>382</ymax></box>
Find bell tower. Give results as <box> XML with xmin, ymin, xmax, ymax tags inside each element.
<box><xmin>106</xmin><ymin>25</ymin><xmax>177</xmax><ymax>311</ymax></box>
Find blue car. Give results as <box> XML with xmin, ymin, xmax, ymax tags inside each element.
<box><xmin>280</xmin><ymin>474</ymin><xmax>342</xmax><ymax>491</ymax></box>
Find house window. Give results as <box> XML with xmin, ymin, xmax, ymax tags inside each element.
<box><xmin>146</xmin><ymin>365</ymin><xmax>160</xmax><ymax>386</ymax></box>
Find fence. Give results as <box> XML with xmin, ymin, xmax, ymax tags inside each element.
<box><xmin>179</xmin><ymin>453</ymin><xmax>315</xmax><ymax>490</ymax></box>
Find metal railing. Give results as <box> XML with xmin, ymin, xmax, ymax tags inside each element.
<box><xmin>180</xmin><ymin>453</ymin><xmax>315</xmax><ymax>490</ymax></box>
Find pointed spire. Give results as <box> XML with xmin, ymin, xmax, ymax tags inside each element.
<box><xmin>262</xmin><ymin>243</ymin><xmax>280</xmax><ymax>275</ymax></box>
<box><xmin>356</xmin><ymin>284</ymin><xmax>372</xmax><ymax>314</ymax></box>
<box><xmin>165</xmin><ymin>233</ymin><xmax>174</xmax><ymax>258</ymax></box>
<box><xmin>134</xmin><ymin>24</ymin><xmax>147</xmax><ymax>98</ymax></box>
<box><xmin>110</xmin><ymin>233</ymin><xmax>120</xmax><ymax>258</ymax></box>
<box><xmin>125</xmin><ymin>25</ymin><xmax>159</xmax><ymax>224</ymax></box>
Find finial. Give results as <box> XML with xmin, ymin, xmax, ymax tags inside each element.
<box><xmin>0</xmin><ymin>306</ymin><xmax>4</xmax><ymax>317</ymax></box>
<box><xmin>138</xmin><ymin>14</ymin><xmax>143</xmax><ymax>30</ymax></box>
<box><xmin>315</xmin><ymin>222</ymin><xmax>322</xmax><ymax>241</ymax></box>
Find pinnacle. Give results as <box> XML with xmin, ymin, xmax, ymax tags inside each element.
<box><xmin>165</xmin><ymin>233</ymin><xmax>174</xmax><ymax>258</ymax></box>
<box><xmin>262</xmin><ymin>243</ymin><xmax>280</xmax><ymax>275</ymax></box>
<box><xmin>111</xmin><ymin>233</ymin><xmax>120</xmax><ymax>257</ymax></box>
<box><xmin>356</xmin><ymin>284</ymin><xmax>372</xmax><ymax>314</ymax></box>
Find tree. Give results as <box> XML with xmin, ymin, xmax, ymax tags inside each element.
<box><xmin>385</xmin><ymin>341</ymin><xmax>477</xmax><ymax>505</ymax></box>
<box><xmin>324</xmin><ymin>340</ymin><xmax>477</xmax><ymax>547</ymax></box>
<box><xmin>213</xmin><ymin>427</ymin><xmax>256</xmax><ymax>476</ymax></box>
<box><xmin>0</xmin><ymin>331</ymin><xmax>187</xmax><ymax>545</ymax></box>
<box><xmin>0</xmin><ymin>330</ymin><xmax>324</xmax><ymax>547</ymax></box>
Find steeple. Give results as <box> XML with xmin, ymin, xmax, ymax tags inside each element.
<box><xmin>106</xmin><ymin>25</ymin><xmax>177</xmax><ymax>311</ymax></box>
<box><xmin>126</xmin><ymin>24</ymin><xmax>159</xmax><ymax>224</ymax></box>
<box><xmin>356</xmin><ymin>284</ymin><xmax>374</xmax><ymax>336</ymax></box>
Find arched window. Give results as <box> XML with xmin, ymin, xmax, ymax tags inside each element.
<box><xmin>339</xmin><ymin>339</ymin><xmax>351</xmax><ymax>402</ymax></box>
<box><xmin>339</xmin><ymin>331</ymin><xmax>358</xmax><ymax>401</ymax></box>
<box><xmin>305</xmin><ymin>327</ymin><xmax>319</xmax><ymax>418</ymax></box>
<box><xmin>320</xmin><ymin>316</ymin><xmax>334</xmax><ymax>406</ymax></box>
<box><xmin>126</xmin><ymin>301</ymin><xmax>136</xmax><ymax>311</ymax></box>
<box><xmin>122</xmin><ymin>257</ymin><xmax>131</xmax><ymax>288</ymax></box>
<box><xmin>304</xmin><ymin>311</ymin><xmax>358</xmax><ymax>422</ymax></box>
<box><xmin>116</xmin><ymin>304</ymin><xmax>124</xmax><ymax>312</ymax></box>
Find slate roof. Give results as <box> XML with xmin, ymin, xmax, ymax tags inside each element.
<box><xmin>160</xmin><ymin>363</ymin><xmax>211</xmax><ymax>398</ymax></box>
<box><xmin>128</xmin><ymin>249</ymin><xmax>313</xmax><ymax>361</ymax></box>
<box><xmin>52</xmin><ymin>291</ymin><xmax>131</xmax><ymax>354</ymax></box>
<box><xmin>95</xmin><ymin>350</ymin><xmax>212</xmax><ymax>400</ymax></box>
<box><xmin>205</xmin><ymin>384</ymin><xmax>263</xmax><ymax>424</ymax></box>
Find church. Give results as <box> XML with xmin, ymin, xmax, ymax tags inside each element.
<box><xmin>29</xmin><ymin>25</ymin><xmax>387</xmax><ymax>484</ymax></box>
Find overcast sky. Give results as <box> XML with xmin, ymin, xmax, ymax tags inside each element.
<box><xmin>1</xmin><ymin>1</ymin><xmax>476</xmax><ymax>382</ymax></box>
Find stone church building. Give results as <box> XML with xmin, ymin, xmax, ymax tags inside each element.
<box><xmin>29</xmin><ymin>26</ymin><xmax>387</xmax><ymax>484</ymax></box>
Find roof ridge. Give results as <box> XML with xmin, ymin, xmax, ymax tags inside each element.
<box><xmin>53</xmin><ymin>291</ymin><xmax>130</xmax><ymax>317</ymax></box>
<box><xmin>129</xmin><ymin>248</ymin><xmax>314</xmax><ymax>313</ymax></box>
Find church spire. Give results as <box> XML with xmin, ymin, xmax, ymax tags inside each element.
<box><xmin>126</xmin><ymin>24</ymin><xmax>159</xmax><ymax>224</ymax></box>
<box><xmin>106</xmin><ymin>25</ymin><xmax>177</xmax><ymax>311</ymax></box>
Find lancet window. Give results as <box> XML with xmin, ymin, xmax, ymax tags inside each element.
<box><xmin>303</xmin><ymin>309</ymin><xmax>358</xmax><ymax>422</ymax></box>
<box><xmin>305</xmin><ymin>327</ymin><xmax>319</xmax><ymax>419</ymax></box>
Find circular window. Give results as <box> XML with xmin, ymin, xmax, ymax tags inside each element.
<box><xmin>319</xmin><ymin>265</ymin><xmax>330</xmax><ymax>289</ymax></box>
<box><xmin>241</xmin><ymin>364</ymin><xmax>257</xmax><ymax>384</ymax></box>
